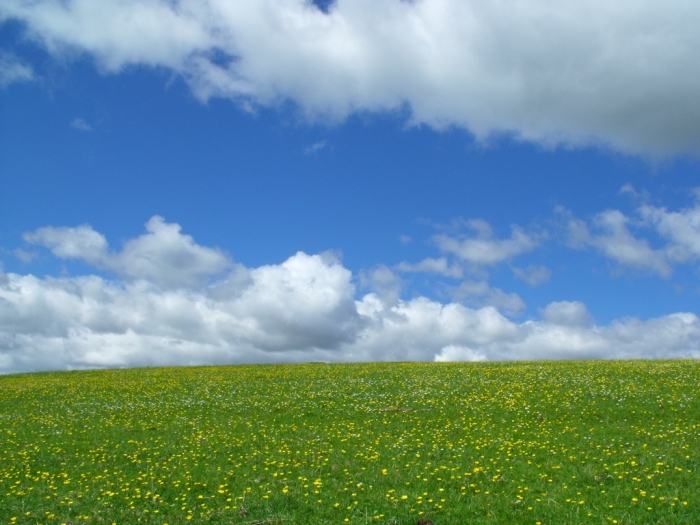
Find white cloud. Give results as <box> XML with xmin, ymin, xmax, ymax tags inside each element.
<box><xmin>352</xmin><ymin>297</ymin><xmax>522</xmax><ymax>362</ymax></box>
<box><xmin>450</xmin><ymin>280</ymin><xmax>526</xmax><ymax>316</ymax></box>
<box><xmin>3</xmin><ymin>218</ymin><xmax>699</xmax><ymax>374</ymax></box>
<box><xmin>0</xmin><ymin>51</ymin><xmax>33</xmax><ymax>87</ymax></box>
<box><xmin>359</xmin><ymin>265</ymin><xmax>403</xmax><ymax>306</ymax></box>
<box><xmin>3</xmin><ymin>0</ymin><xmax>700</xmax><ymax>155</ymax></box>
<box><xmin>639</xmin><ymin>198</ymin><xmax>700</xmax><ymax>263</ymax></box>
<box><xmin>24</xmin><ymin>223</ymin><xmax>109</xmax><ymax>263</ymax></box>
<box><xmin>565</xmin><ymin>209</ymin><xmax>672</xmax><ymax>277</ymax></box>
<box><xmin>563</xmin><ymin>193</ymin><xmax>700</xmax><ymax>276</ymax></box>
<box><xmin>434</xmin><ymin>311</ymin><xmax>700</xmax><ymax>362</ymax></box>
<box><xmin>539</xmin><ymin>301</ymin><xmax>592</xmax><ymax>328</ymax></box>
<box><xmin>24</xmin><ymin>216</ymin><xmax>231</xmax><ymax>288</ymax></box>
<box><xmin>434</xmin><ymin>220</ymin><xmax>539</xmax><ymax>266</ymax></box>
<box><xmin>1</xmin><ymin>0</ymin><xmax>213</xmax><ymax>71</ymax></box>
<box><xmin>231</xmin><ymin>251</ymin><xmax>361</xmax><ymax>350</ymax></box>
<box><xmin>112</xmin><ymin>216</ymin><xmax>232</xmax><ymax>287</ymax></box>
<box><xmin>512</xmin><ymin>264</ymin><xmax>551</xmax><ymax>287</ymax></box>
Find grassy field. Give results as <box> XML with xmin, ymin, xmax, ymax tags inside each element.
<box><xmin>1</xmin><ymin>360</ymin><xmax>699</xmax><ymax>524</ymax></box>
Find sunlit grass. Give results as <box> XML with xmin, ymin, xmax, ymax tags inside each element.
<box><xmin>1</xmin><ymin>360</ymin><xmax>699</xmax><ymax>524</ymax></box>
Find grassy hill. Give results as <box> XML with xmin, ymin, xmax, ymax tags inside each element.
<box><xmin>1</xmin><ymin>360</ymin><xmax>699</xmax><ymax>524</ymax></box>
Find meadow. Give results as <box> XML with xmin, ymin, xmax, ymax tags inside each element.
<box><xmin>1</xmin><ymin>360</ymin><xmax>698</xmax><ymax>524</ymax></box>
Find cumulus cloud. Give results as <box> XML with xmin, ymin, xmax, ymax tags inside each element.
<box><xmin>233</xmin><ymin>251</ymin><xmax>361</xmax><ymax>350</ymax></box>
<box><xmin>562</xmin><ymin>190</ymin><xmax>700</xmax><ymax>276</ymax></box>
<box><xmin>434</xmin><ymin>219</ymin><xmax>539</xmax><ymax>266</ymax></box>
<box><xmin>638</xmin><ymin>197</ymin><xmax>700</xmax><ymax>264</ymax></box>
<box><xmin>111</xmin><ymin>216</ymin><xmax>231</xmax><ymax>287</ymax></box>
<box><xmin>566</xmin><ymin>209</ymin><xmax>671</xmax><ymax>276</ymax></box>
<box><xmin>400</xmin><ymin>195</ymin><xmax>700</xmax><ymax>284</ymax></box>
<box><xmin>3</xmin><ymin>0</ymin><xmax>700</xmax><ymax>155</ymax></box>
<box><xmin>450</xmin><ymin>280</ymin><xmax>526</xmax><ymax>316</ymax></box>
<box><xmin>24</xmin><ymin>223</ymin><xmax>109</xmax><ymax>265</ymax></box>
<box><xmin>434</xmin><ymin>311</ymin><xmax>700</xmax><ymax>362</ymax></box>
<box><xmin>540</xmin><ymin>301</ymin><xmax>593</xmax><ymax>328</ymax></box>
<box><xmin>395</xmin><ymin>220</ymin><xmax>543</xmax><ymax>298</ymax></box>
<box><xmin>2</xmin><ymin>217</ymin><xmax>699</xmax><ymax>374</ymax></box>
<box><xmin>359</xmin><ymin>265</ymin><xmax>403</xmax><ymax>306</ymax></box>
<box><xmin>24</xmin><ymin>216</ymin><xmax>231</xmax><ymax>288</ymax></box>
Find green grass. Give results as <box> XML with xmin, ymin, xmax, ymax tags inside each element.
<box><xmin>1</xmin><ymin>360</ymin><xmax>699</xmax><ymax>524</ymax></box>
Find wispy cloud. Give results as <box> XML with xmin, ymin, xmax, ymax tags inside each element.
<box><xmin>396</xmin><ymin>257</ymin><xmax>463</xmax><ymax>278</ymax></box>
<box><xmin>304</xmin><ymin>140</ymin><xmax>327</xmax><ymax>154</ymax></box>
<box><xmin>0</xmin><ymin>51</ymin><xmax>33</xmax><ymax>87</ymax></box>
<box><xmin>512</xmin><ymin>265</ymin><xmax>551</xmax><ymax>287</ymax></box>
<box><xmin>13</xmin><ymin>249</ymin><xmax>38</xmax><ymax>263</ymax></box>
<box><xmin>71</xmin><ymin>118</ymin><xmax>92</xmax><ymax>131</ymax></box>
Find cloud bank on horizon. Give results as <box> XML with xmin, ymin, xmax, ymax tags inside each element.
<box><xmin>3</xmin><ymin>0</ymin><xmax>700</xmax><ymax>156</ymax></box>
<box><xmin>2</xmin><ymin>1</ymin><xmax>700</xmax><ymax>373</ymax></box>
<box><xmin>2</xmin><ymin>203</ymin><xmax>700</xmax><ymax>374</ymax></box>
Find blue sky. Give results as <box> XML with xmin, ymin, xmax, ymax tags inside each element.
<box><xmin>1</xmin><ymin>0</ymin><xmax>699</xmax><ymax>373</ymax></box>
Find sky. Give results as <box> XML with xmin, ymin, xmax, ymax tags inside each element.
<box><xmin>1</xmin><ymin>0</ymin><xmax>699</xmax><ymax>374</ymax></box>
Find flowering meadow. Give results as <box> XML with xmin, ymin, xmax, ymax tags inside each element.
<box><xmin>1</xmin><ymin>360</ymin><xmax>699</xmax><ymax>524</ymax></box>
